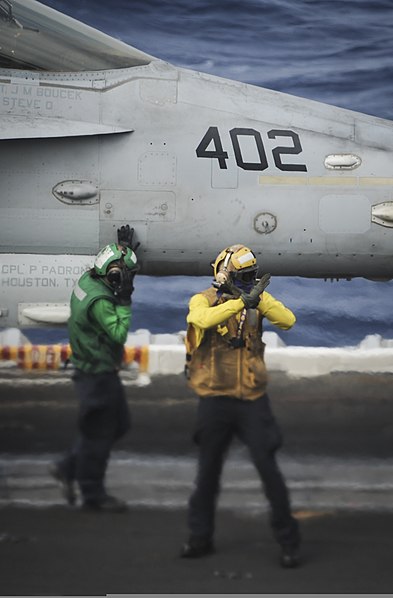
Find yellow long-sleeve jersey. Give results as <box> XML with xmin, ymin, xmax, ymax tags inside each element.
<box><xmin>186</xmin><ymin>289</ymin><xmax>296</xmax><ymax>350</ymax></box>
<box><xmin>185</xmin><ymin>287</ymin><xmax>295</xmax><ymax>400</ymax></box>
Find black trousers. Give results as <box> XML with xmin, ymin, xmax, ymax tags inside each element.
<box><xmin>188</xmin><ymin>394</ymin><xmax>300</xmax><ymax>547</ymax></box>
<box><xmin>60</xmin><ymin>370</ymin><xmax>131</xmax><ymax>501</ymax></box>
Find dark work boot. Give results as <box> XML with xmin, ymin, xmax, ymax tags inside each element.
<box><xmin>82</xmin><ymin>494</ymin><xmax>128</xmax><ymax>513</ymax></box>
<box><xmin>280</xmin><ymin>544</ymin><xmax>301</xmax><ymax>568</ymax></box>
<box><xmin>49</xmin><ymin>462</ymin><xmax>77</xmax><ymax>506</ymax></box>
<box><xmin>180</xmin><ymin>536</ymin><xmax>215</xmax><ymax>558</ymax></box>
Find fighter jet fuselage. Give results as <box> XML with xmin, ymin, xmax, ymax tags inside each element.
<box><xmin>1</xmin><ymin>0</ymin><xmax>393</xmax><ymax>327</ymax></box>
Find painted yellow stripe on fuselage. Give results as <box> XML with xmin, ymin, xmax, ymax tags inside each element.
<box><xmin>258</xmin><ymin>176</ymin><xmax>393</xmax><ymax>186</ymax></box>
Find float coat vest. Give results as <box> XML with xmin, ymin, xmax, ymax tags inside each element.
<box><xmin>186</xmin><ymin>287</ymin><xmax>267</xmax><ymax>400</ymax></box>
<box><xmin>68</xmin><ymin>272</ymin><xmax>123</xmax><ymax>373</ymax></box>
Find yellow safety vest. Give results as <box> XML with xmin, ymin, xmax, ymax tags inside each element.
<box><xmin>185</xmin><ymin>287</ymin><xmax>268</xmax><ymax>400</ymax></box>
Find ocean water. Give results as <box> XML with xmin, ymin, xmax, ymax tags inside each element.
<box><xmin>25</xmin><ymin>273</ymin><xmax>393</xmax><ymax>349</ymax></box>
<box><xmin>27</xmin><ymin>0</ymin><xmax>393</xmax><ymax>347</ymax></box>
<box><xmin>39</xmin><ymin>0</ymin><xmax>393</xmax><ymax>120</ymax></box>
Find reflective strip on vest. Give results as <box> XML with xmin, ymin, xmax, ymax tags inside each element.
<box><xmin>73</xmin><ymin>283</ymin><xmax>87</xmax><ymax>302</ymax></box>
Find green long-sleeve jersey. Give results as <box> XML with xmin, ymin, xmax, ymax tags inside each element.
<box><xmin>68</xmin><ymin>271</ymin><xmax>131</xmax><ymax>373</ymax></box>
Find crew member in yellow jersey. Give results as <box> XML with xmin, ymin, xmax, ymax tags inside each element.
<box><xmin>181</xmin><ymin>244</ymin><xmax>301</xmax><ymax>568</ymax></box>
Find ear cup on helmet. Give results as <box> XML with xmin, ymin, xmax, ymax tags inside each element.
<box><xmin>106</xmin><ymin>266</ymin><xmax>122</xmax><ymax>287</ymax></box>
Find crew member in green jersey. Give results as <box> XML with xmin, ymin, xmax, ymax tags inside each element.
<box><xmin>50</xmin><ymin>225</ymin><xmax>139</xmax><ymax>512</ymax></box>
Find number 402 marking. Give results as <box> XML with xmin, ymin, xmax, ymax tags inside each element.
<box><xmin>196</xmin><ymin>126</ymin><xmax>307</xmax><ymax>172</ymax></box>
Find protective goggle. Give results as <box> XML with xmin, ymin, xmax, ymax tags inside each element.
<box><xmin>231</xmin><ymin>266</ymin><xmax>258</xmax><ymax>284</ymax></box>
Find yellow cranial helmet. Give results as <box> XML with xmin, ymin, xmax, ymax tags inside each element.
<box><xmin>212</xmin><ymin>244</ymin><xmax>258</xmax><ymax>285</ymax></box>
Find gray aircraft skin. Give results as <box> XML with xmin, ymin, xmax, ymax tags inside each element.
<box><xmin>0</xmin><ymin>0</ymin><xmax>393</xmax><ymax>327</ymax></box>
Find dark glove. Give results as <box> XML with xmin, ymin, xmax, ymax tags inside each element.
<box><xmin>117</xmin><ymin>224</ymin><xmax>140</xmax><ymax>253</ymax></box>
<box><xmin>220</xmin><ymin>277</ymin><xmax>242</xmax><ymax>298</ymax></box>
<box><xmin>240</xmin><ymin>273</ymin><xmax>271</xmax><ymax>309</ymax></box>
<box><xmin>113</xmin><ymin>268</ymin><xmax>136</xmax><ymax>306</ymax></box>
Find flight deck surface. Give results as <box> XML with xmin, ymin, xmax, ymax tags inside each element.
<box><xmin>0</xmin><ymin>371</ymin><xmax>392</xmax><ymax>594</ymax></box>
